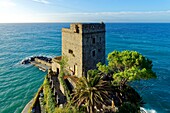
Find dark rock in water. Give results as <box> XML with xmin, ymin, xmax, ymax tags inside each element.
<box><xmin>21</xmin><ymin>59</ymin><xmax>31</xmax><ymax>64</ymax></box>
<box><xmin>21</xmin><ymin>56</ymin><xmax>52</xmax><ymax>64</ymax></box>
<box><xmin>30</xmin><ymin>57</ymin><xmax>35</xmax><ymax>62</ymax></box>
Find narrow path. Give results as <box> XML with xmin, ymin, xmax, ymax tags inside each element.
<box><xmin>22</xmin><ymin>99</ymin><xmax>33</xmax><ymax>113</ymax></box>
<box><xmin>51</xmin><ymin>75</ymin><xmax>66</xmax><ymax>104</ymax></box>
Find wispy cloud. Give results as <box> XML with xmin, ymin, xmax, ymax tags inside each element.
<box><xmin>32</xmin><ymin>0</ymin><xmax>50</xmax><ymax>4</ymax></box>
<box><xmin>1</xmin><ymin>10</ymin><xmax>170</xmax><ymax>23</ymax></box>
<box><xmin>93</xmin><ymin>10</ymin><xmax>170</xmax><ymax>15</ymax></box>
<box><xmin>40</xmin><ymin>10</ymin><xmax>170</xmax><ymax>22</ymax></box>
<box><xmin>50</xmin><ymin>10</ymin><xmax>170</xmax><ymax>15</ymax></box>
<box><xmin>0</xmin><ymin>0</ymin><xmax>16</xmax><ymax>8</ymax></box>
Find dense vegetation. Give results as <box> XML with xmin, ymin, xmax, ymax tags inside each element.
<box><xmin>43</xmin><ymin>50</ymin><xmax>156</xmax><ymax>113</ymax></box>
<box><xmin>97</xmin><ymin>50</ymin><xmax>156</xmax><ymax>85</ymax></box>
<box><xmin>58</xmin><ymin>56</ymin><xmax>71</xmax><ymax>101</ymax></box>
<box><xmin>43</xmin><ymin>76</ymin><xmax>56</xmax><ymax>113</ymax></box>
<box><xmin>70</xmin><ymin>50</ymin><xmax>156</xmax><ymax>113</ymax></box>
<box><xmin>71</xmin><ymin>73</ymin><xmax>112</xmax><ymax>113</ymax></box>
<box><xmin>54</xmin><ymin>105</ymin><xmax>83</xmax><ymax>113</ymax></box>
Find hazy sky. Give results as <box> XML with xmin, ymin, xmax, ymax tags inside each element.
<box><xmin>0</xmin><ymin>0</ymin><xmax>170</xmax><ymax>23</ymax></box>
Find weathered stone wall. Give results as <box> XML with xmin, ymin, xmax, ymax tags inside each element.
<box><xmin>82</xmin><ymin>32</ymin><xmax>105</xmax><ymax>75</ymax></box>
<box><xmin>82</xmin><ymin>23</ymin><xmax>105</xmax><ymax>75</ymax></box>
<box><xmin>62</xmin><ymin>26</ymin><xmax>83</xmax><ymax>78</ymax></box>
<box><xmin>34</xmin><ymin>58</ymin><xmax>52</xmax><ymax>67</ymax></box>
<box><xmin>51</xmin><ymin>56</ymin><xmax>62</xmax><ymax>73</ymax></box>
<box><xmin>51</xmin><ymin>61</ymin><xmax>60</xmax><ymax>73</ymax></box>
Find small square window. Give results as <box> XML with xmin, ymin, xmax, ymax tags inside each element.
<box><xmin>74</xmin><ymin>25</ymin><xmax>79</xmax><ymax>33</ymax></box>
<box><xmin>92</xmin><ymin>38</ymin><xmax>95</xmax><ymax>44</ymax></box>
<box><xmin>92</xmin><ymin>50</ymin><xmax>95</xmax><ymax>57</ymax></box>
<box><xmin>68</xmin><ymin>49</ymin><xmax>73</xmax><ymax>54</ymax></box>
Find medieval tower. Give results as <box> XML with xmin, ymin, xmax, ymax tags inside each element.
<box><xmin>62</xmin><ymin>23</ymin><xmax>105</xmax><ymax>77</ymax></box>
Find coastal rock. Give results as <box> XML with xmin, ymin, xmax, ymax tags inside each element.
<box><xmin>21</xmin><ymin>56</ymin><xmax>52</xmax><ymax>64</ymax></box>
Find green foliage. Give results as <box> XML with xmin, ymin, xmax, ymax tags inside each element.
<box><xmin>55</xmin><ymin>106</ymin><xmax>83</xmax><ymax>113</ymax></box>
<box><xmin>35</xmin><ymin>50</ymin><xmax>156</xmax><ymax>113</ymax></box>
<box><xmin>98</xmin><ymin>50</ymin><xmax>156</xmax><ymax>85</ymax></box>
<box><xmin>97</xmin><ymin>62</ymin><xmax>109</xmax><ymax>74</ymax></box>
<box><xmin>87</xmin><ymin>69</ymin><xmax>99</xmax><ymax>78</ymax></box>
<box><xmin>59</xmin><ymin>75</ymin><xmax>71</xmax><ymax>101</ymax></box>
<box><xmin>58</xmin><ymin>56</ymin><xmax>71</xmax><ymax>102</ymax></box>
<box><xmin>96</xmin><ymin>50</ymin><xmax>156</xmax><ymax>111</ymax></box>
<box><xmin>59</xmin><ymin>55</ymin><xmax>68</xmax><ymax>74</ymax></box>
<box><xmin>71</xmin><ymin>73</ymin><xmax>112</xmax><ymax>113</ymax></box>
<box><xmin>43</xmin><ymin>76</ymin><xmax>56</xmax><ymax>113</ymax></box>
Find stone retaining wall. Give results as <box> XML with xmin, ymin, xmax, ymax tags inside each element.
<box><xmin>35</xmin><ymin>58</ymin><xmax>52</xmax><ymax>67</ymax></box>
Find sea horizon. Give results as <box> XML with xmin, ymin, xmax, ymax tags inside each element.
<box><xmin>1</xmin><ymin>22</ymin><xmax>170</xmax><ymax>24</ymax></box>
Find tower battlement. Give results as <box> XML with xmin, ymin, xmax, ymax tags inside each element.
<box><xmin>62</xmin><ymin>23</ymin><xmax>105</xmax><ymax>34</ymax></box>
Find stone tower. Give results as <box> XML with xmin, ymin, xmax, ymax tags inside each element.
<box><xmin>62</xmin><ymin>23</ymin><xmax>105</xmax><ymax>77</ymax></box>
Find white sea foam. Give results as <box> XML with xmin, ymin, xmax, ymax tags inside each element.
<box><xmin>140</xmin><ymin>107</ymin><xmax>157</xmax><ymax>113</ymax></box>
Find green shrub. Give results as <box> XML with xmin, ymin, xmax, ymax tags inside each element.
<box><xmin>59</xmin><ymin>73</ymin><xmax>71</xmax><ymax>102</ymax></box>
<box><xmin>43</xmin><ymin>76</ymin><xmax>56</xmax><ymax>113</ymax></box>
<box><xmin>55</xmin><ymin>106</ymin><xmax>83</xmax><ymax>113</ymax></box>
<box><xmin>58</xmin><ymin>56</ymin><xmax>71</xmax><ymax>102</ymax></box>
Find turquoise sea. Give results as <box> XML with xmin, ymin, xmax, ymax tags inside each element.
<box><xmin>0</xmin><ymin>23</ymin><xmax>170</xmax><ymax>113</ymax></box>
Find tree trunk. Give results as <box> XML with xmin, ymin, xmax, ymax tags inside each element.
<box><xmin>87</xmin><ymin>106</ymin><xmax>90</xmax><ymax>113</ymax></box>
<box><xmin>90</xmin><ymin>106</ymin><xmax>94</xmax><ymax>113</ymax></box>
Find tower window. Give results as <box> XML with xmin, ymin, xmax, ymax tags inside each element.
<box><xmin>92</xmin><ymin>38</ymin><xmax>95</xmax><ymax>44</ymax></box>
<box><xmin>74</xmin><ymin>25</ymin><xmax>79</xmax><ymax>33</ymax></box>
<box><xmin>68</xmin><ymin>49</ymin><xmax>73</xmax><ymax>54</ymax></box>
<box><xmin>92</xmin><ymin>50</ymin><xmax>95</xmax><ymax>57</ymax></box>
